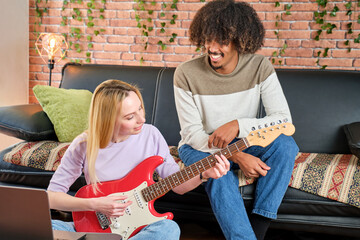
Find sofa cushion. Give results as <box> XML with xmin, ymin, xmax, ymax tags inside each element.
<box><xmin>235</xmin><ymin>152</ymin><xmax>360</xmax><ymax>209</ymax></box>
<box><xmin>344</xmin><ymin>122</ymin><xmax>360</xmax><ymax>159</ymax></box>
<box><xmin>0</xmin><ymin>144</ymin><xmax>85</xmax><ymax>191</ymax></box>
<box><xmin>3</xmin><ymin>142</ymin><xmax>180</xmax><ymax>172</ymax></box>
<box><xmin>3</xmin><ymin>141</ymin><xmax>70</xmax><ymax>171</ymax></box>
<box><xmin>0</xmin><ymin>104</ymin><xmax>56</xmax><ymax>141</ymax></box>
<box><xmin>239</xmin><ymin>152</ymin><xmax>360</xmax><ymax>208</ymax></box>
<box><xmin>288</xmin><ymin>152</ymin><xmax>359</xmax><ymax>208</ymax></box>
<box><xmin>33</xmin><ymin>85</ymin><xmax>92</xmax><ymax>142</ymax></box>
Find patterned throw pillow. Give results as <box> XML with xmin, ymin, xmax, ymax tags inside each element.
<box><xmin>3</xmin><ymin>143</ymin><xmax>183</xmax><ymax>172</ymax></box>
<box><xmin>288</xmin><ymin>152</ymin><xmax>359</xmax><ymax>208</ymax></box>
<box><xmin>4</xmin><ymin>141</ymin><xmax>70</xmax><ymax>171</ymax></box>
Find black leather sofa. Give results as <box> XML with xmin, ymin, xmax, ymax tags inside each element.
<box><xmin>0</xmin><ymin>63</ymin><xmax>359</xmax><ymax>237</ymax></box>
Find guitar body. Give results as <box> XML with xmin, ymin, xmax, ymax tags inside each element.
<box><xmin>73</xmin><ymin>156</ymin><xmax>173</xmax><ymax>240</ymax></box>
<box><xmin>72</xmin><ymin>121</ymin><xmax>295</xmax><ymax>240</ymax></box>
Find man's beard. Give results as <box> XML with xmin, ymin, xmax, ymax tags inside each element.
<box><xmin>209</xmin><ymin>61</ymin><xmax>223</xmax><ymax>70</ymax></box>
<box><xmin>208</xmin><ymin>50</ymin><xmax>224</xmax><ymax>70</ymax></box>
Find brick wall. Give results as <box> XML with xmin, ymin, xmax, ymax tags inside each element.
<box><xmin>29</xmin><ymin>0</ymin><xmax>359</xmax><ymax>103</ymax></box>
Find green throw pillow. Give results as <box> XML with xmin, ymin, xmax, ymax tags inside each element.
<box><xmin>33</xmin><ymin>85</ymin><xmax>92</xmax><ymax>142</ymax></box>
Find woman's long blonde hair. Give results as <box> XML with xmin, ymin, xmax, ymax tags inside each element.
<box><xmin>86</xmin><ymin>79</ymin><xmax>144</xmax><ymax>191</ymax></box>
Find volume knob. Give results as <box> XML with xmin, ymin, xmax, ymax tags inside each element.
<box><xmin>113</xmin><ymin>222</ymin><xmax>121</xmax><ymax>229</ymax></box>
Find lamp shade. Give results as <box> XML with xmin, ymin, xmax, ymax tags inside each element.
<box><xmin>35</xmin><ymin>33</ymin><xmax>68</xmax><ymax>64</ymax></box>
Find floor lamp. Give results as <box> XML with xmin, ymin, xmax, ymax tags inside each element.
<box><xmin>35</xmin><ymin>33</ymin><xmax>68</xmax><ymax>86</ymax></box>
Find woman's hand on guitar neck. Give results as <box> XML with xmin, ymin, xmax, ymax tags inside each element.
<box><xmin>202</xmin><ymin>154</ymin><xmax>230</xmax><ymax>179</ymax></box>
<box><xmin>90</xmin><ymin>195</ymin><xmax>132</xmax><ymax>218</ymax></box>
<box><xmin>172</xmin><ymin>155</ymin><xmax>230</xmax><ymax>195</ymax></box>
<box><xmin>230</xmin><ymin>152</ymin><xmax>270</xmax><ymax>178</ymax></box>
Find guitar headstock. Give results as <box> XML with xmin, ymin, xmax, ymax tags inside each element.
<box><xmin>246</xmin><ymin>122</ymin><xmax>295</xmax><ymax>148</ymax></box>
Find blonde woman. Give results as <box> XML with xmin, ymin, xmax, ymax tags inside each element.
<box><xmin>47</xmin><ymin>80</ymin><xmax>230</xmax><ymax>239</ymax></box>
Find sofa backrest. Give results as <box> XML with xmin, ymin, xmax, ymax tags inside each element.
<box><xmin>61</xmin><ymin>63</ymin><xmax>163</xmax><ymax>129</ymax></box>
<box><xmin>61</xmin><ymin>63</ymin><xmax>360</xmax><ymax>153</ymax></box>
<box><xmin>152</xmin><ymin>68</ymin><xmax>181</xmax><ymax>146</ymax></box>
<box><xmin>275</xmin><ymin>69</ymin><xmax>360</xmax><ymax>154</ymax></box>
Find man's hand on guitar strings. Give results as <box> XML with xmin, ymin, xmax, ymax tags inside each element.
<box><xmin>91</xmin><ymin>194</ymin><xmax>132</xmax><ymax>218</ymax></box>
<box><xmin>202</xmin><ymin>154</ymin><xmax>230</xmax><ymax>179</ymax></box>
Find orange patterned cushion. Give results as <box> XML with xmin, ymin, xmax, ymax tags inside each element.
<box><xmin>288</xmin><ymin>152</ymin><xmax>359</xmax><ymax>208</ymax></box>
<box><xmin>3</xmin><ymin>142</ymin><xmax>181</xmax><ymax>172</ymax></box>
<box><xmin>237</xmin><ymin>152</ymin><xmax>360</xmax><ymax>208</ymax></box>
<box><xmin>4</xmin><ymin>141</ymin><xmax>70</xmax><ymax>171</ymax></box>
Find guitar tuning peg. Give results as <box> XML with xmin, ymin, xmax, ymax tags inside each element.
<box><xmin>264</xmin><ymin>123</ymin><xmax>268</xmax><ymax>128</ymax></box>
<box><xmin>251</xmin><ymin>127</ymin><xmax>256</xmax><ymax>131</ymax></box>
<box><xmin>258</xmin><ymin>125</ymin><xmax>262</xmax><ymax>129</ymax></box>
<box><xmin>284</xmin><ymin>118</ymin><xmax>288</xmax><ymax>123</ymax></box>
<box><xmin>270</xmin><ymin>122</ymin><xmax>275</xmax><ymax>126</ymax></box>
<box><xmin>277</xmin><ymin>120</ymin><xmax>282</xmax><ymax>124</ymax></box>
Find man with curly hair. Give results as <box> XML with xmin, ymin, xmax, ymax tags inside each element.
<box><xmin>173</xmin><ymin>0</ymin><xmax>299</xmax><ymax>239</ymax></box>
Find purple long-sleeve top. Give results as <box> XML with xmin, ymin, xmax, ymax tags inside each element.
<box><xmin>47</xmin><ymin>124</ymin><xmax>180</xmax><ymax>193</ymax></box>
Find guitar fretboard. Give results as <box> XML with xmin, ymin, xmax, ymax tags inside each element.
<box><xmin>141</xmin><ymin>137</ymin><xmax>249</xmax><ymax>202</ymax></box>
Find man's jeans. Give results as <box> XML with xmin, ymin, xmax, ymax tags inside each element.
<box><xmin>51</xmin><ymin>219</ymin><xmax>180</xmax><ymax>240</ymax></box>
<box><xmin>178</xmin><ymin>135</ymin><xmax>299</xmax><ymax>240</ymax></box>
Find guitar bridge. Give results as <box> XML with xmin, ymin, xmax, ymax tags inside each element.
<box><xmin>96</xmin><ymin>212</ymin><xmax>111</xmax><ymax>230</ymax></box>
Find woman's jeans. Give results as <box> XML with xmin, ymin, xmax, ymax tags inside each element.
<box><xmin>51</xmin><ymin>219</ymin><xmax>180</xmax><ymax>240</ymax></box>
<box><xmin>179</xmin><ymin>135</ymin><xmax>299</xmax><ymax>240</ymax></box>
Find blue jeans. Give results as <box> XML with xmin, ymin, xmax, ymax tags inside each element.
<box><xmin>178</xmin><ymin>135</ymin><xmax>298</xmax><ymax>240</ymax></box>
<box><xmin>51</xmin><ymin>219</ymin><xmax>180</xmax><ymax>240</ymax></box>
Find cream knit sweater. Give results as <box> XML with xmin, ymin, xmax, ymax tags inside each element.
<box><xmin>174</xmin><ymin>53</ymin><xmax>292</xmax><ymax>154</ymax></box>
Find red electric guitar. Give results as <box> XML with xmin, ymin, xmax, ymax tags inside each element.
<box><xmin>73</xmin><ymin>122</ymin><xmax>295</xmax><ymax>239</ymax></box>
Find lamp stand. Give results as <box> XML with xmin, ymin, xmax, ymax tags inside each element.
<box><xmin>48</xmin><ymin>59</ymin><xmax>55</xmax><ymax>86</ymax></box>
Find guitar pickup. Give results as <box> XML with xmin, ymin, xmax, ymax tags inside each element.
<box><xmin>133</xmin><ymin>189</ymin><xmax>144</xmax><ymax>209</ymax></box>
<box><xmin>120</xmin><ymin>199</ymin><xmax>132</xmax><ymax>215</ymax></box>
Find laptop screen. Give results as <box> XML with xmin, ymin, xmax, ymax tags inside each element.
<box><xmin>0</xmin><ymin>185</ymin><xmax>122</xmax><ymax>240</ymax></box>
<box><xmin>0</xmin><ymin>186</ymin><xmax>54</xmax><ymax>240</ymax></box>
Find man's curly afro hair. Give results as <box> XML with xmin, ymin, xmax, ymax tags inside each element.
<box><xmin>189</xmin><ymin>0</ymin><xmax>265</xmax><ymax>54</ymax></box>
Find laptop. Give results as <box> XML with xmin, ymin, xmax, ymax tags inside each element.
<box><xmin>0</xmin><ymin>185</ymin><xmax>121</xmax><ymax>240</ymax></box>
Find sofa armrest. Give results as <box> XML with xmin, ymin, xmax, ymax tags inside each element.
<box><xmin>0</xmin><ymin>104</ymin><xmax>57</xmax><ymax>141</ymax></box>
<box><xmin>344</xmin><ymin>122</ymin><xmax>360</xmax><ymax>158</ymax></box>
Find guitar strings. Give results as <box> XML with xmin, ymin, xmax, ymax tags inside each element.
<box><xmin>121</xmin><ymin>139</ymin><xmax>249</xmax><ymax>203</ymax></box>
<box><xmin>102</xmin><ymin>139</ymin><xmax>249</xmax><ymax>204</ymax></box>
<box><xmin>95</xmin><ymin>123</ymin><xmax>287</xmax><ymax>215</ymax></box>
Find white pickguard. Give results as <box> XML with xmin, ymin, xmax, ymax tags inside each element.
<box><xmin>107</xmin><ymin>181</ymin><xmax>167</xmax><ymax>240</ymax></box>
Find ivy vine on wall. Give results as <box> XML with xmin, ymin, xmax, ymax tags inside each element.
<box><xmin>34</xmin><ymin>0</ymin><xmax>359</xmax><ymax>68</ymax></box>
<box><xmin>34</xmin><ymin>0</ymin><xmax>106</xmax><ymax>63</ymax></box>
<box><xmin>313</xmin><ymin>0</ymin><xmax>360</xmax><ymax>69</ymax></box>
<box><xmin>270</xmin><ymin>1</ymin><xmax>292</xmax><ymax>65</ymax></box>
<box><xmin>133</xmin><ymin>0</ymin><xmax>189</xmax><ymax>63</ymax></box>
<box><xmin>61</xmin><ymin>0</ymin><xmax>106</xmax><ymax>63</ymax></box>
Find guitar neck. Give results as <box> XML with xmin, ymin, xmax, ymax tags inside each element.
<box><xmin>141</xmin><ymin>137</ymin><xmax>249</xmax><ymax>202</ymax></box>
